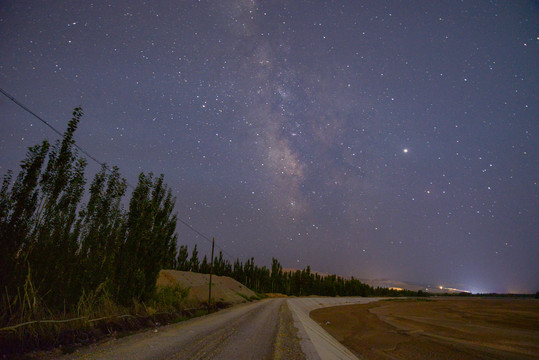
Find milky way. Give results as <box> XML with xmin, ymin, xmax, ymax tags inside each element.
<box><xmin>1</xmin><ymin>1</ymin><xmax>537</xmax><ymax>293</ymax></box>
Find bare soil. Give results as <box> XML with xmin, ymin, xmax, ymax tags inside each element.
<box><xmin>310</xmin><ymin>298</ymin><xmax>539</xmax><ymax>360</ymax></box>
<box><xmin>157</xmin><ymin>270</ymin><xmax>258</xmax><ymax>305</ymax></box>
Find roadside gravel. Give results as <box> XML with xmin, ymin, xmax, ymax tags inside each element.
<box><xmin>287</xmin><ymin>297</ymin><xmax>383</xmax><ymax>360</ymax></box>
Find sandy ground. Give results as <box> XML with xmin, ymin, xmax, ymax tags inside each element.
<box><xmin>157</xmin><ymin>270</ymin><xmax>257</xmax><ymax>305</ymax></box>
<box><xmin>310</xmin><ymin>298</ymin><xmax>539</xmax><ymax>360</ymax></box>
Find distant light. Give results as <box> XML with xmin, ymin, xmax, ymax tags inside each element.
<box><xmin>403</xmin><ymin>148</ymin><xmax>409</xmax><ymax>153</ymax></box>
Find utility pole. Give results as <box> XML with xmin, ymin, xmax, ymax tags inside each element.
<box><xmin>208</xmin><ymin>237</ymin><xmax>215</xmax><ymax>314</ymax></box>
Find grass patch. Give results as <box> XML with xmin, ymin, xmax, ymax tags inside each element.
<box><xmin>0</xmin><ymin>283</ymin><xmax>192</xmax><ymax>358</ymax></box>
<box><xmin>236</xmin><ymin>293</ymin><xmax>253</xmax><ymax>302</ymax></box>
<box><xmin>255</xmin><ymin>292</ymin><xmax>268</xmax><ymax>299</ymax></box>
<box><xmin>235</xmin><ymin>292</ymin><xmax>265</xmax><ymax>302</ymax></box>
<box><xmin>151</xmin><ymin>285</ymin><xmax>190</xmax><ymax>312</ymax></box>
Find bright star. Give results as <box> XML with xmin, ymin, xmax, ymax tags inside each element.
<box><xmin>403</xmin><ymin>148</ymin><xmax>409</xmax><ymax>153</ymax></box>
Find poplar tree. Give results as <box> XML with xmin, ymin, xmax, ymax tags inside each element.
<box><xmin>77</xmin><ymin>165</ymin><xmax>127</xmax><ymax>294</ymax></box>
<box><xmin>27</xmin><ymin>108</ymin><xmax>87</xmax><ymax>305</ymax></box>
<box><xmin>270</xmin><ymin>258</ymin><xmax>283</xmax><ymax>293</ymax></box>
<box><xmin>176</xmin><ymin>245</ymin><xmax>190</xmax><ymax>271</ymax></box>
<box><xmin>0</xmin><ymin>108</ymin><xmax>88</xmax><ymax>308</ymax></box>
<box><xmin>0</xmin><ymin>140</ymin><xmax>50</xmax><ymax>295</ymax></box>
<box><xmin>199</xmin><ymin>255</ymin><xmax>210</xmax><ymax>273</ymax></box>
<box><xmin>189</xmin><ymin>244</ymin><xmax>199</xmax><ymax>272</ymax></box>
<box><xmin>113</xmin><ymin>173</ymin><xmax>178</xmax><ymax>304</ymax></box>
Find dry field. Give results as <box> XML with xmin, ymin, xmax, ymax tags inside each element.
<box><xmin>310</xmin><ymin>298</ymin><xmax>539</xmax><ymax>360</ymax></box>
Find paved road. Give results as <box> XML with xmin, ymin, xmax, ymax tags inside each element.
<box><xmin>61</xmin><ymin>297</ymin><xmax>381</xmax><ymax>360</ymax></box>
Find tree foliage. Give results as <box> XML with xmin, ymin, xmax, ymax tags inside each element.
<box><xmin>0</xmin><ymin>108</ymin><xmax>180</xmax><ymax>322</ymax></box>
<box><xmin>114</xmin><ymin>173</ymin><xmax>178</xmax><ymax>304</ymax></box>
<box><xmin>77</xmin><ymin>165</ymin><xmax>127</xmax><ymax>296</ymax></box>
<box><xmin>176</xmin><ymin>245</ymin><xmax>189</xmax><ymax>271</ymax></box>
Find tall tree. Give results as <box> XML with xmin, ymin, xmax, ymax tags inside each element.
<box><xmin>199</xmin><ymin>255</ymin><xmax>210</xmax><ymax>274</ymax></box>
<box><xmin>27</xmin><ymin>108</ymin><xmax>87</xmax><ymax>305</ymax></box>
<box><xmin>189</xmin><ymin>244</ymin><xmax>199</xmax><ymax>272</ymax></box>
<box><xmin>270</xmin><ymin>258</ymin><xmax>283</xmax><ymax>293</ymax></box>
<box><xmin>176</xmin><ymin>245</ymin><xmax>190</xmax><ymax>271</ymax></box>
<box><xmin>0</xmin><ymin>141</ymin><xmax>50</xmax><ymax>295</ymax></box>
<box><xmin>0</xmin><ymin>107</ymin><xmax>89</xmax><ymax>307</ymax></box>
<box><xmin>113</xmin><ymin>173</ymin><xmax>178</xmax><ymax>304</ymax></box>
<box><xmin>77</xmin><ymin>165</ymin><xmax>127</xmax><ymax>294</ymax></box>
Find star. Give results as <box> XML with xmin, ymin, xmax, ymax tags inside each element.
<box><xmin>0</xmin><ymin>0</ymin><xmax>536</xmax><ymax>294</ymax></box>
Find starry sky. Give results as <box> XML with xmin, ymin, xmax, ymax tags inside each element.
<box><xmin>1</xmin><ymin>1</ymin><xmax>538</xmax><ymax>293</ymax></box>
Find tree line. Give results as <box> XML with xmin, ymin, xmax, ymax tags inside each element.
<box><xmin>177</xmin><ymin>247</ymin><xmax>425</xmax><ymax>298</ymax></box>
<box><xmin>0</xmin><ymin>108</ymin><xmax>178</xmax><ymax>323</ymax></box>
<box><xmin>1</xmin><ymin>108</ymin><xmax>423</xmax><ymax>326</ymax></box>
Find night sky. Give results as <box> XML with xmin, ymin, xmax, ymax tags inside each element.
<box><xmin>1</xmin><ymin>1</ymin><xmax>538</xmax><ymax>293</ymax></box>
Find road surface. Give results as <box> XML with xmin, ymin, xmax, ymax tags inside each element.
<box><xmin>61</xmin><ymin>297</ymin><xmax>381</xmax><ymax>360</ymax></box>
<box><xmin>288</xmin><ymin>297</ymin><xmax>383</xmax><ymax>360</ymax></box>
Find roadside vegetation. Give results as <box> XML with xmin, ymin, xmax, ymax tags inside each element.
<box><xmin>0</xmin><ymin>109</ymin><xmax>184</xmax><ymax>355</ymax></box>
<box><xmin>0</xmin><ymin>108</ymin><xmax>425</xmax><ymax>356</ymax></box>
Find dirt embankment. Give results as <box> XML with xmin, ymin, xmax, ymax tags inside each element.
<box><xmin>310</xmin><ymin>298</ymin><xmax>539</xmax><ymax>360</ymax></box>
<box><xmin>157</xmin><ymin>270</ymin><xmax>257</xmax><ymax>306</ymax></box>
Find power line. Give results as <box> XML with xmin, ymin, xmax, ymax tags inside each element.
<box><xmin>177</xmin><ymin>217</ymin><xmax>236</xmax><ymax>260</ymax></box>
<box><xmin>0</xmin><ymin>88</ymin><xmax>64</xmax><ymax>138</ymax></box>
<box><xmin>0</xmin><ymin>87</ymin><xmax>120</xmax><ymax>185</ymax></box>
<box><xmin>0</xmin><ymin>87</ymin><xmax>238</xmax><ymax>261</ymax></box>
<box><xmin>177</xmin><ymin>217</ymin><xmax>212</xmax><ymax>242</ymax></box>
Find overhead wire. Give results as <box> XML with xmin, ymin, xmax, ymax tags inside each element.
<box><xmin>0</xmin><ymin>87</ymin><xmax>238</xmax><ymax>261</ymax></box>
<box><xmin>0</xmin><ymin>87</ymin><xmax>116</xmax><ymax>180</ymax></box>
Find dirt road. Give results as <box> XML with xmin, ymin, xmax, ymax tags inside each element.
<box><xmin>60</xmin><ymin>297</ymin><xmax>379</xmax><ymax>360</ymax></box>
<box><xmin>61</xmin><ymin>299</ymin><xmax>294</xmax><ymax>360</ymax></box>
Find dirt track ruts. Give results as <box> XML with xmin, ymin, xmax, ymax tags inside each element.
<box><xmin>60</xmin><ymin>298</ymin><xmax>304</xmax><ymax>360</ymax></box>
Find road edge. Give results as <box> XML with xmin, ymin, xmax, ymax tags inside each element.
<box><xmin>287</xmin><ymin>297</ymin><xmax>383</xmax><ymax>360</ymax></box>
